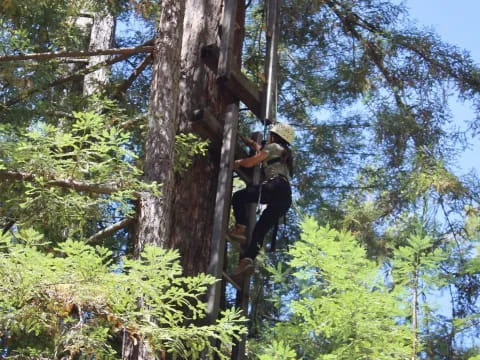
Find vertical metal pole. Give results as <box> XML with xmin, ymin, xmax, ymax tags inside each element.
<box><xmin>206</xmin><ymin>103</ymin><xmax>239</xmax><ymax>324</ymax></box>
<box><xmin>262</xmin><ymin>0</ymin><xmax>280</xmax><ymax>125</ymax></box>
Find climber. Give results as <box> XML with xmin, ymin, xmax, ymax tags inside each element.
<box><xmin>227</xmin><ymin>122</ymin><xmax>294</xmax><ymax>284</ymax></box>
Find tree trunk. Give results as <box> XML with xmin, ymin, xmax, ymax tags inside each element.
<box><xmin>127</xmin><ymin>0</ymin><xmax>246</xmax><ymax>357</ymax></box>
<box><xmin>411</xmin><ymin>270</ymin><xmax>418</xmax><ymax>360</ymax></box>
<box><xmin>133</xmin><ymin>0</ymin><xmax>186</xmax><ymax>257</ymax></box>
<box><xmin>83</xmin><ymin>11</ymin><xmax>115</xmax><ymax>96</ymax></box>
<box><xmin>167</xmin><ymin>0</ymin><xmax>223</xmax><ymax>277</ymax></box>
<box><xmin>125</xmin><ymin>1</ymin><xmax>186</xmax><ymax>359</ymax></box>
<box><xmin>171</xmin><ymin>0</ymin><xmax>245</xmax><ymax>276</ymax></box>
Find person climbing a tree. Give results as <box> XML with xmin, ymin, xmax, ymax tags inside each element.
<box><xmin>227</xmin><ymin>122</ymin><xmax>295</xmax><ymax>284</ymax></box>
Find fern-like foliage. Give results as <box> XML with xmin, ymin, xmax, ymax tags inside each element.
<box><xmin>0</xmin><ymin>229</ymin><xmax>246</xmax><ymax>359</ymax></box>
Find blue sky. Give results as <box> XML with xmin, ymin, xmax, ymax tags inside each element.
<box><xmin>406</xmin><ymin>0</ymin><xmax>480</xmax><ymax>173</ymax></box>
<box><xmin>406</xmin><ymin>1</ymin><xmax>480</xmax><ymax>327</ymax></box>
<box><xmin>407</xmin><ymin>0</ymin><xmax>480</xmax><ymax>60</ymax></box>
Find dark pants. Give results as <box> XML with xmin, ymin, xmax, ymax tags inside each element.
<box><xmin>231</xmin><ymin>176</ymin><xmax>292</xmax><ymax>260</ymax></box>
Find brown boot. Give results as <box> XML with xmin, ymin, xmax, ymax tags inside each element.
<box><xmin>230</xmin><ymin>257</ymin><xmax>254</xmax><ymax>285</ymax></box>
<box><xmin>226</xmin><ymin>224</ymin><xmax>247</xmax><ymax>247</ymax></box>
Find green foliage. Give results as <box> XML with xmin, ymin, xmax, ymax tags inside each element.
<box><xmin>2</xmin><ymin>0</ymin><xmax>480</xmax><ymax>357</ymax></box>
<box><xmin>257</xmin><ymin>340</ymin><xmax>298</xmax><ymax>360</ymax></box>
<box><xmin>174</xmin><ymin>133</ymin><xmax>209</xmax><ymax>174</ymax></box>
<box><xmin>465</xmin><ymin>205</ymin><xmax>480</xmax><ymax>240</ymax></box>
<box><xmin>259</xmin><ymin>218</ymin><xmax>410</xmax><ymax>359</ymax></box>
<box><xmin>393</xmin><ymin>232</ymin><xmax>448</xmax><ymax>288</ymax></box>
<box><xmin>0</xmin><ymin>229</ymin><xmax>246</xmax><ymax>359</ymax></box>
<box><xmin>0</xmin><ymin>109</ymin><xmax>157</xmax><ymax>241</ymax></box>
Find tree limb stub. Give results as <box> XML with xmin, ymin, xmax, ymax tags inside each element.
<box><xmin>0</xmin><ymin>46</ymin><xmax>154</xmax><ymax>62</ymax></box>
<box><xmin>87</xmin><ymin>218</ymin><xmax>135</xmax><ymax>243</ymax></box>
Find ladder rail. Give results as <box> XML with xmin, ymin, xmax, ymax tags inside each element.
<box><xmin>204</xmin><ymin>0</ymin><xmax>282</xmax><ymax>359</ymax></box>
<box><xmin>206</xmin><ymin>102</ymin><xmax>240</xmax><ymax>324</ymax></box>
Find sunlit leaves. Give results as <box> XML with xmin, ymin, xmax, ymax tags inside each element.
<box><xmin>0</xmin><ymin>108</ymin><xmax>157</xmax><ymax>242</ymax></box>
<box><xmin>393</xmin><ymin>233</ymin><xmax>448</xmax><ymax>288</ymax></box>
<box><xmin>0</xmin><ymin>230</ymin><xmax>246</xmax><ymax>359</ymax></box>
<box><xmin>262</xmin><ymin>218</ymin><xmax>410</xmax><ymax>359</ymax></box>
<box><xmin>258</xmin><ymin>340</ymin><xmax>298</xmax><ymax>360</ymax></box>
<box><xmin>174</xmin><ymin>133</ymin><xmax>209</xmax><ymax>174</ymax></box>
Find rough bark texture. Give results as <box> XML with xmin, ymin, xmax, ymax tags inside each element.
<box><xmin>126</xmin><ymin>2</ymin><xmax>186</xmax><ymax>359</ymax></box>
<box><xmin>134</xmin><ymin>0</ymin><xmax>186</xmax><ymax>256</ymax></box>
<box><xmin>83</xmin><ymin>12</ymin><xmax>115</xmax><ymax>96</ymax></box>
<box><xmin>171</xmin><ymin>0</ymin><xmax>245</xmax><ymax>276</ymax></box>
<box><xmin>126</xmin><ymin>0</ymin><xmax>245</xmax><ymax>357</ymax></box>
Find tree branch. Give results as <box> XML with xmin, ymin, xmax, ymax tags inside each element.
<box><xmin>325</xmin><ymin>0</ymin><xmax>406</xmax><ymax>109</ymax></box>
<box><xmin>4</xmin><ymin>40</ymin><xmax>154</xmax><ymax>108</ymax></box>
<box><xmin>0</xmin><ymin>46</ymin><xmax>154</xmax><ymax>62</ymax></box>
<box><xmin>310</xmin><ymin>184</ymin><xmax>381</xmax><ymax>190</ymax></box>
<box><xmin>4</xmin><ymin>53</ymin><xmax>129</xmax><ymax>107</ymax></box>
<box><xmin>118</xmin><ymin>114</ymin><xmax>147</xmax><ymax>130</ymax></box>
<box><xmin>114</xmin><ymin>54</ymin><xmax>154</xmax><ymax>98</ymax></box>
<box><xmin>87</xmin><ymin>218</ymin><xmax>135</xmax><ymax>243</ymax></box>
<box><xmin>0</xmin><ymin>169</ymin><xmax>125</xmax><ymax>195</ymax></box>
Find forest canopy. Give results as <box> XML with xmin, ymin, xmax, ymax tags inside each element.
<box><xmin>0</xmin><ymin>0</ymin><xmax>480</xmax><ymax>359</ymax></box>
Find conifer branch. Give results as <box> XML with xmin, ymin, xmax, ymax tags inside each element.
<box><xmin>0</xmin><ymin>169</ymin><xmax>126</xmax><ymax>195</ymax></box>
<box><xmin>325</xmin><ymin>0</ymin><xmax>406</xmax><ymax>109</ymax></box>
<box><xmin>87</xmin><ymin>218</ymin><xmax>135</xmax><ymax>243</ymax></box>
<box><xmin>0</xmin><ymin>46</ymin><xmax>154</xmax><ymax>62</ymax></box>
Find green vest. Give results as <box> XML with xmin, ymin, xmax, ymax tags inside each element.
<box><xmin>262</xmin><ymin>143</ymin><xmax>290</xmax><ymax>180</ymax></box>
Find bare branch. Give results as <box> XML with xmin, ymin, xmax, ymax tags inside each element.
<box><xmin>0</xmin><ymin>46</ymin><xmax>154</xmax><ymax>63</ymax></box>
<box><xmin>114</xmin><ymin>54</ymin><xmax>154</xmax><ymax>98</ymax></box>
<box><xmin>87</xmin><ymin>218</ymin><xmax>135</xmax><ymax>243</ymax></box>
<box><xmin>118</xmin><ymin>114</ymin><xmax>147</xmax><ymax>130</ymax></box>
<box><xmin>4</xmin><ymin>53</ymin><xmax>130</xmax><ymax>107</ymax></box>
<box><xmin>313</xmin><ymin>184</ymin><xmax>381</xmax><ymax>190</ymax></box>
<box><xmin>4</xmin><ymin>39</ymin><xmax>154</xmax><ymax>108</ymax></box>
<box><xmin>0</xmin><ymin>169</ymin><xmax>125</xmax><ymax>195</ymax></box>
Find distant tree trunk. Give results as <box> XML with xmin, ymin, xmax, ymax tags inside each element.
<box><xmin>83</xmin><ymin>12</ymin><xmax>115</xmax><ymax>96</ymax></box>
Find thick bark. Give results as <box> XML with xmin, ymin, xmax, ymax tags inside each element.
<box><xmin>126</xmin><ymin>1</ymin><xmax>245</xmax><ymax>357</ymax></box>
<box><xmin>83</xmin><ymin>12</ymin><xmax>116</xmax><ymax>96</ymax></box>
